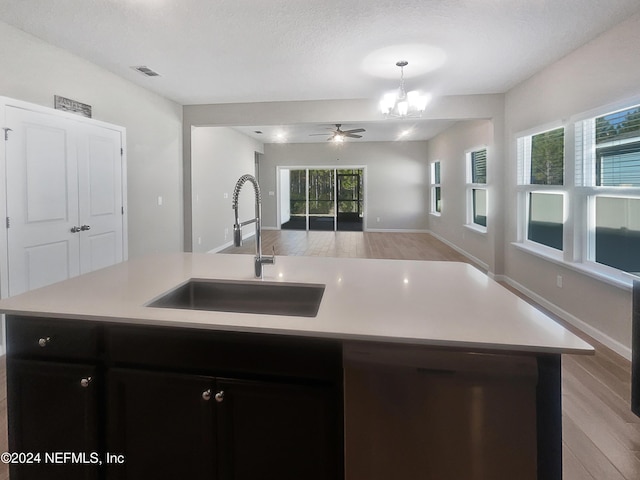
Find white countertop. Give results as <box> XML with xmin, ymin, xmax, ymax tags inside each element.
<box><xmin>0</xmin><ymin>253</ymin><xmax>594</xmax><ymax>355</ymax></box>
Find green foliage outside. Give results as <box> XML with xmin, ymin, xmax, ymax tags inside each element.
<box><xmin>531</xmin><ymin>128</ymin><xmax>564</xmax><ymax>185</ymax></box>
<box><xmin>596</xmin><ymin>107</ymin><xmax>640</xmax><ymax>144</ymax></box>
<box><xmin>289</xmin><ymin>168</ymin><xmax>363</xmax><ymax>216</ymax></box>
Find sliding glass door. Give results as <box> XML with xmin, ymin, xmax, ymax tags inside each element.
<box><xmin>309</xmin><ymin>169</ymin><xmax>335</xmax><ymax>231</ymax></box>
<box><xmin>281</xmin><ymin>169</ymin><xmax>307</xmax><ymax>230</ymax></box>
<box><xmin>279</xmin><ymin>167</ymin><xmax>364</xmax><ymax>232</ymax></box>
<box><xmin>337</xmin><ymin>170</ymin><xmax>363</xmax><ymax>231</ymax></box>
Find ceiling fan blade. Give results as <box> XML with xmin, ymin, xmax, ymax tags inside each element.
<box><xmin>344</xmin><ymin>134</ymin><xmax>362</xmax><ymax>138</ymax></box>
<box><xmin>343</xmin><ymin>128</ymin><xmax>366</xmax><ymax>134</ymax></box>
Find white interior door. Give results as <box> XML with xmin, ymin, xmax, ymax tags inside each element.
<box><xmin>5</xmin><ymin>106</ymin><xmax>80</xmax><ymax>296</ymax></box>
<box><xmin>77</xmin><ymin>123</ymin><xmax>124</xmax><ymax>273</ymax></box>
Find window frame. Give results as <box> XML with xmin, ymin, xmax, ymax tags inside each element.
<box><xmin>516</xmin><ymin>124</ymin><xmax>567</xmax><ymax>256</ymax></box>
<box><xmin>577</xmin><ymin>103</ymin><xmax>640</xmax><ymax>279</ymax></box>
<box><xmin>514</xmin><ymin>99</ymin><xmax>640</xmax><ymax>289</ymax></box>
<box><xmin>465</xmin><ymin>147</ymin><xmax>488</xmax><ymax>233</ymax></box>
<box><xmin>430</xmin><ymin>160</ymin><xmax>441</xmax><ymax>216</ymax></box>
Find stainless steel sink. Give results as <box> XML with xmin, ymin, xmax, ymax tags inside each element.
<box><xmin>147</xmin><ymin>278</ymin><xmax>325</xmax><ymax>317</ymax></box>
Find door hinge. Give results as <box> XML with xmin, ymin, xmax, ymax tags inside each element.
<box><xmin>5</xmin><ymin>217</ymin><xmax>10</xmax><ymax>228</ymax></box>
<box><xmin>3</xmin><ymin>128</ymin><xmax>12</xmax><ymax>141</ymax></box>
<box><xmin>120</xmin><ymin>147</ymin><xmax>124</xmax><ymax>156</ymax></box>
<box><xmin>121</xmin><ymin>206</ymin><xmax>124</xmax><ymax>215</ymax></box>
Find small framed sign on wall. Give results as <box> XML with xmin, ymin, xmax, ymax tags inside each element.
<box><xmin>54</xmin><ymin>95</ymin><xmax>92</xmax><ymax>118</ymax></box>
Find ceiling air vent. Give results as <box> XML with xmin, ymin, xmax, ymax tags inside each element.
<box><xmin>131</xmin><ymin>65</ymin><xmax>161</xmax><ymax>77</ymax></box>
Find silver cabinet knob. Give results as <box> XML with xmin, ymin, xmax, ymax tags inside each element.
<box><xmin>202</xmin><ymin>389</ymin><xmax>212</xmax><ymax>401</ymax></box>
<box><xmin>80</xmin><ymin>377</ymin><xmax>92</xmax><ymax>388</ymax></box>
<box><xmin>80</xmin><ymin>225</ymin><xmax>91</xmax><ymax>231</ymax></box>
<box><xmin>214</xmin><ymin>391</ymin><xmax>224</xmax><ymax>403</ymax></box>
<box><xmin>38</xmin><ymin>337</ymin><xmax>51</xmax><ymax>347</ymax></box>
<box><xmin>70</xmin><ymin>226</ymin><xmax>81</xmax><ymax>233</ymax></box>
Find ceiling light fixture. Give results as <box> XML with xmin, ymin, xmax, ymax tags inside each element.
<box><xmin>380</xmin><ymin>61</ymin><xmax>431</xmax><ymax>119</ymax></box>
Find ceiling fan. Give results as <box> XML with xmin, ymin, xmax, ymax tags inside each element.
<box><xmin>309</xmin><ymin>124</ymin><xmax>366</xmax><ymax>142</ymax></box>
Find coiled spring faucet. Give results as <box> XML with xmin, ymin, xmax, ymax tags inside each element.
<box><xmin>232</xmin><ymin>174</ymin><xmax>275</xmax><ymax>278</ymax></box>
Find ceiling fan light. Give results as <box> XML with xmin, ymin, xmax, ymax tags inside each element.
<box><xmin>333</xmin><ymin>134</ymin><xmax>344</xmax><ymax>143</ymax></box>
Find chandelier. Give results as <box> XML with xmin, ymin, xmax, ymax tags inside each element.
<box><xmin>379</xmin><ymin>61</ymin><xmax>431</xmax><ymax>118</ymax></box>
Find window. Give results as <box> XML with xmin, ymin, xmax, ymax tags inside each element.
<box><xmin>430</xmin><ymin>161</ymin><xmax>441</xmax><ymax>215</ymax></box>
<box><xmin>517</xmin><ymin>127</ymin><xmax>565</xmax><ymax>251</ymax></box>
<box><xmin>593</xmin><ymin>196</ymin><xmax>640</xmax><ymax>273</ymax></box>
<box><xmin>528</xmin><ymin>192</ymin><xmax>564</xmax><ymax>250</ymax></box>
<box><xmin>466</xmin><ymin>148</ymin><xmax>487</xmax><ymax>229</ymax></box>
<box><xmin>576</xmin><ymin>105</ymin><xmax>640</xmax><ymax>274</ymax></box>
<box><xmin>515</xmin><ymin>102</ymin><xmax>640</xmax><ymax>284</ymax></box>
<box><xmin>530</xmin><ymin>129</ymin><xmax>565</xmax><ymax>185</ymax></box>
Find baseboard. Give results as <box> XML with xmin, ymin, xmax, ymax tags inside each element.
<box><xmin>209</xmin><ymin>232</ymin><xmax>256</xmax><ymax>254</ymax></box>
<box><xmin>501</xmin><ymin>276</ymin><xmax>632</xmax><ymax>361</ymax></box>
<box><xmin>208</xmin><ymin>241</ymin><xmax>233</xmax><ymax>254</ymax></box>
<box><xmin>426</xmin><ymin>230</ymin><xmax>490</xmax><ymax>273</ymax></box>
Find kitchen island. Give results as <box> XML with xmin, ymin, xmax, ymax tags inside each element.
<box><xmin>0</xmin><ymin>253</ymin><xmax>593</xmax><ymax>480</ymax></box>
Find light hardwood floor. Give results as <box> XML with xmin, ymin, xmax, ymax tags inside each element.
<box><xmin>0</xmin><ymin>230</ymin><xmax>636</xmax><ymax>479</ymax></box>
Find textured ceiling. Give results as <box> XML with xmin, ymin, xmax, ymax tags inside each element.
<box><xmin>2</xmin><ymin>0</ymin><xmax>640</xmax><ymax>142</ymax></box>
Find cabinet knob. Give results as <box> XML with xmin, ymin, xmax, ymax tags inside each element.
<box><xmin>80</xmin><ymin>377</ymin><xmax>92</xmax><ymax>388</ymax></box>
<box><xmin>215</xmin><ymin>391</ymin><xmax>224</xmax><ymax>403</ymax></box>
<box><xmin>202</xmin><ymin>389</ymin><xmax>212</xmax><ymax>401</ymax></box>
<box><xmin>80</xmin><ymin>225</ymin><xmax>91</xmax><ymax>231</ymax></box>
<box><xmin>38</xmin><ymin>337</ymin><xmax>51</xmax><ymax>347</ymax></box>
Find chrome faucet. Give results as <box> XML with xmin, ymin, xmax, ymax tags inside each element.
<box><xmin>232</xmin><ymin>174</ymin><xmax>275</xmax><ymax>278</ymax></box>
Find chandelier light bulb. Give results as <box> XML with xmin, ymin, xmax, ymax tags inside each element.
<box><xmin>380</xmin><ymin>61</ymin><xmax>431</xmax><ymax>118</ymax></box>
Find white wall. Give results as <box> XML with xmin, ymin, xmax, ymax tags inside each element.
<box><xmin>0</xmin><ymin>20</ymin><xmax>183</xmax><ymax>258</ymax></box>
<box><xmin>279</xmin><ymin>169</ymin><xmax>291</xmax><ymax>225</ymax></box>
<box><xmin>427</xmin><ymin>120</ymin><xmax>495</xmax><ymax>271</ymax></box>
<box><xmin>503</xmin><ymin>13</ymin><xmax>640</xmax><ymax>356</ymax></box>
<box><xmin>191</xmin><ymin>127</ymin><xmax>264</xmax><ymax>252</ymax></box>
<box><xmin>260</xmin><ymin>141</ymin><xmax>430</xmax><ymax>231</ymax></box>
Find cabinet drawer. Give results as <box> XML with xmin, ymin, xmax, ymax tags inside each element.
<box><xmin>7</xmin><ymin>316</ymin><xmax>100</xmax><ymax>361</ymax></box>
<box><xmin>107</xmin><ymin>324</ymin><xmax>342</xmax><ymax>382</ymax></box>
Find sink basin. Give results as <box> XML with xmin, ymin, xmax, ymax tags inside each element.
<box><xmin>147</xmin><ymin>279</ymin><xmax>325</xmax><ymax>317</ymax></box>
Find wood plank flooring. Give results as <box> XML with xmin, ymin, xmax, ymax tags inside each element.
<box><xmin>222</xmin><ymin>229</ymin><xmax>472</xmax><ymax>263</ymax></box>
<box><xmin>0</xmin><ymin>230</ymin><xmax>636</xmax><ymax>479</ymax></box>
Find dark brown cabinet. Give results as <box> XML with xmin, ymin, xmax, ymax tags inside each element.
<box><xmin>7</xmin><ymin>360</ymin><xmax>100</xmax><ymax>480</ymax></box>
<box><xmin>106</xmin><ymin>369</ymin><xmax>216</xmax><ymax>480</ymax></box>
<box><xmin>215</xmin><ymin>377</ymin><xmax>340</xmax><ymax>480</ymax></box>
<box><xmin>6</xmin><ymin>316</ymin><xmax>343</xmax><ymax>480</ymax></box>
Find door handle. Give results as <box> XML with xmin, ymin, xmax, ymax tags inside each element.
<box><xmin>80</xmin><ymin>225</ymin><xmax>91</xmax><ymax>231</ymax></box>
<box><xmin>70</xmin><ymin>226</ymin><xmax>81</xmax><ymax>233</ymax></box>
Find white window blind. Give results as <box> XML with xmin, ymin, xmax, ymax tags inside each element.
<box><xmin>576</xmin><ymin>105</ymin><xmax>640</xmax><ymax>187</ymax></box>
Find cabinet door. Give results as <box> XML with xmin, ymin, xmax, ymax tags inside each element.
<box><xmin>7</xmin><ymin>359</ymin><xmax>99</xmax><ymax>480</ymax></box>
<box><xmin>106</xmin><ymin>369</ymin><xmax>216</xmax><ymax>480</ymax></box>
<box><xmin>5</xmin><ymin>106</ymin><xmax>81</xmax><ymax>296</ymax></box>
<box><xmin>216</xmin><ymin>378</ymin><xmax>342</xmax><ymax>480</ymax></box>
